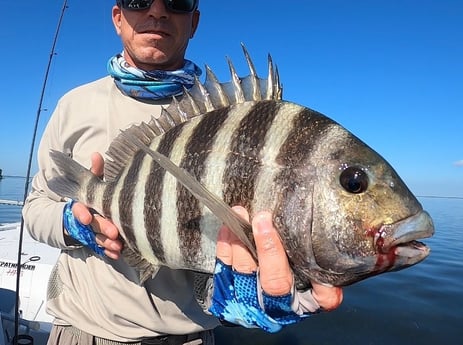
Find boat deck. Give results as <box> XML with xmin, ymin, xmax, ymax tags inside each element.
<box><xmin>0</xmin><ymin>222</ymin><xmax>60</xmax><ymax>345</ymax></box>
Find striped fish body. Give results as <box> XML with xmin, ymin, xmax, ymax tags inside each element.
<box><xmin>109</xmin><ymin>100</ymin><xmax>331</xmax><ymax>275</ymax></box>
<box><xmin>73</xmin><ymin>100</ymin><xmax>326</xmax><ymax>274</ymax></box>
<box><xmin>49</xmin><ymin>48</ymin><xmax>433</xmax><ymax>287</ymax></box>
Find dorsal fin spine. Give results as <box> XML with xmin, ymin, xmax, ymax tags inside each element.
<box><xmin>170</xmin><ymin>97</ymin><xmax>189</xmax><ymax>122</ymax></box>
<box><xmin>266</xmin><ymin>54</ymin><xmax>282</xmax><ymax>100</ymax></box>
<box><xmin>274</xmin><ymin>65</ymin><xmax>282</xmax><ymax>100</ymax></box>
<box><xmin>205</xmin><ymin>65</ymin><xmax>230</xmax><ymax>107</ymax></box>
<box><xmin>241</xmin><ymin>43</ymin><xmax>261</xmax><ymax>101</ymax></box>
<box><xmin>183</xmin><ymin>86</ymin><xmax>202</xmax><ymax>116</ymax></box>
<box><xmin>227</xmin><ymin>57</ymin><xmax>246</xmax><ymax>103</ymax></box>
<box><xmin>195</xmin><ymin>75</ymin><xmax>215</xmax><ymax>112</ymax></box>
<box><xmin>152</xmin><ymin>118</ymin><xmax>166</xmax><ymax>135</ymax></box>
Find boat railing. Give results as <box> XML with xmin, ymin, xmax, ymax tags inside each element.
<box><xmin>0</xmin><ymin>200</ymin><xmax>23</xmax><ymax>207</ymax></box>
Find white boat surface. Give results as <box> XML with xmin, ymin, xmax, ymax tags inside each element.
<box><xmin>0</xmin><ymin>221</ymin><xmax>60</xmax><ymax>345</ymax></box>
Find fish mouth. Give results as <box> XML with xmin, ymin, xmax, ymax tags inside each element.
<box><xmin>374</xmin><ymin>210</ymin><xmax>434</xmax><ymax>258</ymax></box>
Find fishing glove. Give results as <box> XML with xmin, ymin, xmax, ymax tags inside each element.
<box><xmin>207</xmin><ymin>258</ymin><xmax>320</xmax><ymax>333</ymax></box>
<box><xmin>63</xmin><ymin>200</ymin><xmax>105</xmax><ymax>256</ymax></box>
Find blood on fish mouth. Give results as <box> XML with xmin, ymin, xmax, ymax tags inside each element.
<box><xmin>367</xmin><ymin>225</ymin><xmax>430</xmax><ymax>255</ymax></box>
<box><xmin>366</xmin><ymin>211</ymin><xmax>434</xmax><ymax>273</ymax></box>
<box><xmin>365</xmin><ymin>211</ymin><xmax>433</xmax><ymax>272</ymax></box>
<box><xmin>373</xmin><ymin>240</ymin><xmax>429</xmax><ymax>272</ymax></box>
<box><xmin>368</xmin><ymin>211</ymin><xmax>434</xmax><ymax>255</ymax></box>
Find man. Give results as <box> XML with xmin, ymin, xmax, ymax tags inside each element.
<box><xmin>23</xmin><ymin>1</ymin><xmax>342</xmax><ymax>344</ymax></box>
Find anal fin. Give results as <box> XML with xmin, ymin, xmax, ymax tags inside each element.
<box><xmin>122</xmin><ymin>246</ymin><xmax>160</xmax><ymax>284</ymax></box>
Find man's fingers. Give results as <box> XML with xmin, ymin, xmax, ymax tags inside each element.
<box><xmin>311</xmin><ymin>282</ymin><xmax>343</xmax><ymax>311</ymax></box>
<box><xmin>229</xmin><ymin>207</ymin><xmax>256</xmax><ymax>274</ymax></box>
<box><xmin>92</xmin><ymin>216</ymin><xmax>119</xmax><ymax>240</ymax></box>
<box><xmin>71</xmin><ymin>201</ymin><xmax>122</xmax><ymax>259</ymax></box>
<box><xmin>216</xmin><ymin>206</ymin><xmax>257</xmax><ymax>273</ymax></box>
<box><xmin>95</xmin><ymin>233</ymin><xmax>123</xmax><ymax>260</ymax></box>
<box><xmin>216</xmin><ymin>224</ymin><xmax>233</xmax><ymax>265</ymax></box>
<box><xmin>253</xmin><ymin>211</ymin><xmax>292</xmax><ymax>296</ymax></box>
<box><xmin>90</xmin><ymin>152</ymin><xmax>104</xmax><ymax>177</ymax></box>
<box><xmin>72</xmin><ymin>201</ymin><xmax>119</xmax><ymax>240</ymax></box>
<box><xmin>214</xmin><ymin>207</ymin><xmax>344</xmax><ymax>313</ymax></box>
<box><xmin>72</xmin><ymin>202</ymin><xmax>93</xmax><ymax>225</ymax></box>
<box><xmin>92</xmin><ymin>216</ymin><xmax>123</xmax><ymax>258</ymax></box>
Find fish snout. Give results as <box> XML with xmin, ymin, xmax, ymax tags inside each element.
<box><xmin>374</xmin><ymin>211</ymin><xmax>434</xmax><ymax>255</ymax></box>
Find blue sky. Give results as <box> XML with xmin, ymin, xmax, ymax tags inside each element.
<box><xmin>0</xmin><ymin>1</ymin><xmax>461</xmax><ymax>198</ymax></box>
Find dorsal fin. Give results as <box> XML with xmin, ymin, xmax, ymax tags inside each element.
<box><xmin>104</xmin><ymin>44</ymin><xmax>282</xmax><ymax>181</ymax></box>
<box><xmin>162</xmin><ymin>43</ymin><xmax>283</xmax><ymax>122</ymax></box>
<box><xmin>105</xmin><ymin>121</ymin><xmax>157</xmax><ymax>181</ymax></box>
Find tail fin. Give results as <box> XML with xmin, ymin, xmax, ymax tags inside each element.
<box><xmin>48</xmin><ymin>150</ymin><xmax>101</xmax><ymax>203</ymax></box>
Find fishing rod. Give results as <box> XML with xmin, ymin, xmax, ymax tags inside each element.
<box><xmin>13</xmin><ymin>1</ymin><xmax>69</xmax><ymax>343</ymax></box>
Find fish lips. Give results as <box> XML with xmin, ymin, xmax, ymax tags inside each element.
<box><xmin>375</xmin><ymin>210</ymin><xmax>434</xmax><ymax>260</ymax></box>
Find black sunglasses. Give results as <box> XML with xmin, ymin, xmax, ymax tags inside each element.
<box><xmin>117</xmin><ymin>0</ymin><xmax>198</xmax><ymax>13</ymax></box>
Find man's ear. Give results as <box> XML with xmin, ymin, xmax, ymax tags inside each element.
<box><xmin>112</xmin><ymin>5</ymin><xmax>122</xmax><ymax>35</ymax></box>
<box><xmin>190</xmin><ymin>10</ymin><xmax>200</xmax><ymax>38</ymax></box>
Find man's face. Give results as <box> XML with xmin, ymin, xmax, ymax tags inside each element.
<box><xmin>112</xmin><ymin>1</ymin><xmax>200</xmax><ymax>71</ymax></box>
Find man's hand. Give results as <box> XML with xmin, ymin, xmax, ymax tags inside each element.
<box><xmin>213</xmin><ymin>206</ymin><xmax>342</xmax><ymax>328</ymax></box>
<box><xmin>67</xmin><ymin>152</ymin><xmax>123</xmax><ymax>260</ymax></box>
<box><xmin>216</xmin><ymin>206</ymin><xmax>293</xmax><ymax>294</ymax></box>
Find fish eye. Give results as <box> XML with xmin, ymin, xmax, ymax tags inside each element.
<box><xmin>340</xmin><ymin>166</ymin><xmax>369</xmax><ymax>194</ymax></box>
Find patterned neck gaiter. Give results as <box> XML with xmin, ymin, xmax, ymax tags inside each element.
<box><xmin>107</xmin><ymin>53</ymin><xmax>202</xmax><ymax>100</ymax></box>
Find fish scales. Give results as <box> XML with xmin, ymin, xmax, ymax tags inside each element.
<box><xmin>119</xmin><ymin>151</ymin><xmax>145</xmax><ymax>250</ymax></box>
<box><xmin>171</xmin><ymin>101</ymin><xmax>291</xmax><ymax>270</ymax></box>
<box><xmin>161</xmin><ymin>119</ymin><xmax>202</xmax><ymax>268</ymax></box>
<box><xmin>198</xmin><ymin>103</ymin><xmax>256</xmax><ymax>269</ymax></box>
<box><xmin>133</xmin><ymin>148</ymin><xmax>163</xmax><ymax>266</ymax></box>
<box><xmin>155</xmin><ymin>124</ymin><xmax>188</xmax><ymax>267</ymax></box>
<box><xmin>222</xmin><ymin>101</ymin><xmax>282</xmax><ymax>211</ymax></box>
<box><xmin>138</xmin><ymin>130</ymin><xmax>172</xmax><ymax>262</ymax></box>
<box><xmin>152</xmin><ymin>104</ymin><xmax>263</xmax><ymax>270</ymax></box>
<box><xmin>102</xmin><ymin>180</ymin><xmax>115</xmax><ymax>226</ymax></box>
<box><xmin>109</xmin><ymin>151</ymin><xmax>140</xmax><ymax>263</ymax></box>
<box><xmin>47</xmin><ymin>45</ymin><xmax>434</xmax><ymax>287</ymax></box>
<box><xmin>176</xmin><ymin>107</ymin><xmax>232</xmax><ymax>269</ymax></box>
<box><xmin>140</xmin><ymin>101</ymin><xmax>334</xmax><ymax>272</ymax></box>
<box><xmin>273</xmin><ymin>113</ymin><xmax>351</xmax><ymax>285</ymax></box>
<box><xmin>85</xmin><ymin>178</ymin><xmax>97</xmax><ymax>205</ymax></box>
<box><xmin>251</xmin><ymin>103</ymin><xmax>305</xmax><ymax>214</ymax></box>
<box><xmin>145</xmin><ymin>125</ymin><xmax>183</xmax><ymax>267</ymax></box>
<box><xmin>122</xmin><ymin>101</ymin><xmax>296</xmax><ymax>271</ymax></box>
<box><xmin>307</xmin><ymin>125</ymin><xmax>374</xmax><ymax>280</ymax></box>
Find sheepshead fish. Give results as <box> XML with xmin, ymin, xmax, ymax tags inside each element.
<box><xmin>48</xmin><ymin>46</ymin><xmax>434</xmax><ymax>288</ymax></box>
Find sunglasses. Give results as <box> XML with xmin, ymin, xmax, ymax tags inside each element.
<box><xmin>117</xmin><ymin>0</ymin><xmax>198</xmax><ymax>13</ymax></box>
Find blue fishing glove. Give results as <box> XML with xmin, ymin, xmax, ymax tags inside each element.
<box><xmin>208</xmin><ymin>258</ymin><xmax>319</xmax><ymax>333</ymax></box>
<box><xmin>62</xmin><ymin>200</ymin><xmax>105</xmax><ymax>256</ymax></box>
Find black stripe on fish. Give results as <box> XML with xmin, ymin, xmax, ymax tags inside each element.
<box><xmin>144</xmin><ymin>124</ymin><xmax>186</xmax><ymax>263</ymax></box>
<box><xmin>223</xmin><ymin>101</ymin><xmax>282</xmax><ymax>211</ymax></box>
<box><xmin>119</xmin><ymin>150</ymin><xmax>146</xmax><ymax>254</ymax></box>
<box><xmin>177</xmin><ymin>106</ymin><xmax>232</xmax><ymax>267</ymax></box>
<box><xmin>273</xmin><ymin>108</ymin><xmax>335</xmax><ymax>286</ymax></box>
<box><xmin>86</xmin><ymin>177</ymin><xmax>98</xmax><ymax>205</ymax></box>
<box><xmin>276</xmin><ymin>109</ymin><xmax>334</xmax><ymax>166</ymax></box>
<box><xmin>143</xmin><ymin>161</ymin><xmax>167</xmax><ymax>264</ymax></box>
<box><xmin>102</xmin><ymin>179</ymin><xmax>115</xmax><ymax>221</ymax></box>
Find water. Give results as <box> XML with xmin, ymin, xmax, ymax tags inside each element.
<box><xmin>1</xmin><ymin>177</ymin><xmax>462</xmax><ymax>344</ymax></box>
<box><xmin>0</xmin><ymin>176</ymin><xmax>27</xmax><ymax>224</ymax></box>
<box><xmin>215</xmin><ymin>197</ymin><xmax>463</xmax><ymax>344</ymax></box>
